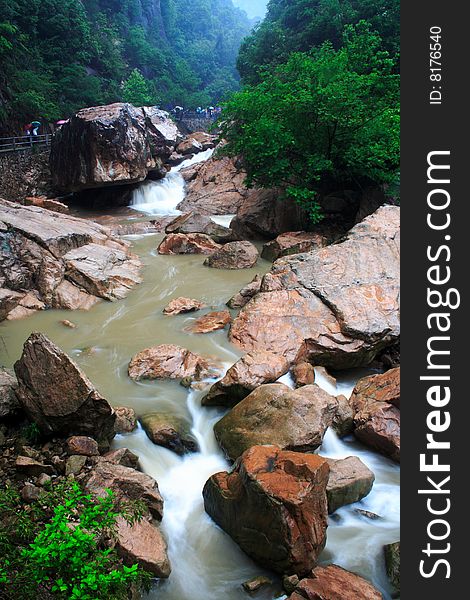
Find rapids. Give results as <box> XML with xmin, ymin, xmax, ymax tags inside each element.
<box><xmin>0</xmin><ymin>155</ymin><xmax>399</xmax><ymax>600</ymax></box>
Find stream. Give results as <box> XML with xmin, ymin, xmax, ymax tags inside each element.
<box><xmin>0</xmin><ymin>152</ymin><xmax>399</xmax><ymax>600</ymax></box>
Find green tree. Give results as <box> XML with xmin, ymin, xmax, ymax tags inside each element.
<box><xmin>122</xmin><ymin>68</ymin><xmax>157</xmax><ymax>106</ymax></box>
<box><xmin>220</xmin><ymin>23</ymin><xmax>399</xmax><ymax>222</ymax></box>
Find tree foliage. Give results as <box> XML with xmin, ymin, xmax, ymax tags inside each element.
<box><xmin>220</xmin><ymin>23</ymin><xmax>399</xmax><ymax>222</ymax></box>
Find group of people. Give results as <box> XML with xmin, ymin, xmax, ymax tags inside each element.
<box><xmin>23</xmin><ymin>121</ymin><xmax>41</xmax><ymax>136</ymax></box>
<box><xmin>170</xmin><ymin>106</ymin><xmax>222</xmax><ymax>120</ymax></box>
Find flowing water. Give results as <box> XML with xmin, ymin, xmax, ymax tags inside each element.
<box><xmin>0</xmin><ymin>156</ymin><xmax>399</xmax><ymax>600</ymax></box>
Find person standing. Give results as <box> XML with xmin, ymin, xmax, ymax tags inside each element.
<box><xmin>31</xmin><ymin>121</ymin><xmax>41</xmax><ymax>136</ymax></box>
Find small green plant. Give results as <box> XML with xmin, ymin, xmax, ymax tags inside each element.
<box><xmin>21</xmin><ymin>422</ymin><xmax>42</xmax><ymax>444</ymax></box>
<box><xmin>0</xmin><ymin>480</ymin><xmax>151</xmax><ymax>599</ymax></box>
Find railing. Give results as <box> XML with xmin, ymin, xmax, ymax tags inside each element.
<box><xmin>0</xmin><ymin>134</ymin><xmax>52</xmax><ymax>154</ymax></box>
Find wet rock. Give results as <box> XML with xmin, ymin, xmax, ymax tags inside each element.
<box><xmin>204</xmin><ymin>241</ymin><xmax>259</xmax><ymax>269</ymax></box>
<box><xmin>231</xmin><ymin>189</ymin><xmax>310</xmax><ymax>240</ymax></box>
<box><xmin>352</xmin><ymin>368</ymin><xmax>400</xmax><ymax>409</ymax></box>
<box><xmin>350</xmin><ymin>370</ymin><xmax>400</xmax><ymax>462</ymax></box>
<box><xmin>214</xmin><ymin>383</ymin><xmax>338</xmax><ymax>462</ymax></box>
<box><xmin>242</xmin><ymin>576</ymin><xmax>272</xmax><ymax>593</ymax></box>
<box><xmin>325</xmin><ymin>456</ymin><xmax>375</xmax><ymax>514</ymax></box>
<box><xmin>66</xmin><ymin>436</ymin><xmax>99</xmax><ymax>457</ymax></box>
<box><xmin>0</xmin><ymin>199</ymin><xmax>142</xmax><ymax>320</ymax></box>
<box><xmin>287</xmin><ymin>565</ymin><xmax>382</xmax><ymax>600</ymax></box>
<box><xmin>227</xmin><ymin>274</ymin><xmax>262</xmax><ymax>309</ymax></box>
<box><xmin>176</xmin><ymin>137</ymin><xmax>203</xmax><ymax>155</ymax></box>
<box><xmin>163</xmin><ymin>296</ymin><xmax>206</xmax><ymax>315</ymax></box>
<box><xmin>165</xmin><ymin>212</ymin><xmax>236</xmax><ymax>243</ymax></box>
<box><xmin>0</xmin><ymin>367</ymin><xmax>19</xmax><ymax>418</ymax></box>
<box><xmin>50</xmin><ymin>103</ymin><xmax>181</xmax><ymax>192</ymax></box>
<box><xmin>66</xmin><ymin>454</ymin><xmax>87</xmax><ymax>476</ymax></box>
<box><xmin>261</xmin><ymin>232</ymin><xmax>326</xmax><ymax>262</ymax></box>
<box><xmin>291</xmin><ymin>362</ymin><xmax>315</xmax><ymax>388</ymax></box>
<box><xmin>283</xmin><ymin>575</ymin><xmax>300</xmax><ymax>594</ymax></box>
<box><xmin>14</xmin><ymin>333</ymin><xmax>116</xmax><ymax>447</ymax></box>
<box><xmin>115</xmin><ymin>517</ymin><xmax>171</xmax><ymax>578</ymax></box>
<box><xmin>230</xmin><ymin>207</ymin><xmax>400</xmax><ymax>368</ymax></box>
<box><xmin>315</xmin><ymin>367</ymin><xmax>337</xmax><ymax>389</ymax></box>
<box><xmin>114</xmin><ymin>406</ymin><xmax>138</xmax><ymax>434</ymax></box>
<box><xmin>202</xmin><ymin>351</ymin><xmax>290</xmax><ymax>408</ymax></box>
<box><xmin>355</xmin><ymin>509</ymin><xmax>382</xmax><ymax>520</ymax></box>
<box><xmin>85</xmin><ymin>460</ymin><xmax>163</xmax><ymax>519</ymax></box>
<box><xmin>384</xmin><ymin>541</ymin><xmax>400</xmax><ymax>591</ymax></box>
<box><xmin>24</xmin><ymin>196</ymin><xmax>69</xmax><ymax>214</ymax></box>
<box><xmin>15</xmin><ymin>455</ymin><xmax>54</xmax><ymax>477</ymax></box>
<box><xmin>102</xmin><ymin>448</ymin><xmax>139</xmax><ymax>469</ymax></box>
<box><xmin>140</xmin><ymin>413</ymin><xmax>198</xmax><ymax>455</ymax></box>
<box><xmin>332</xmin><ymin>395</ymin><xmax>354</xmax><ymax>438</ymax></box>
<box><xmin>60</xmin><ymin>319</ymin><xmax>77</xmax><ymax>329</ymax></box>
<box><xmin>203</xmin><ymin>445</ymin><xmax>329</xmax><ymax>576</ymax></box>
<box><xmin>21</xmin><ymin>482</ymin><xmax>41</xmax><ymax>503</ymax></box>
<box><xmin>186</xmin><ymin>310</ymin><xmax>232</xmax><ymax>334</ymax></box>
<box><xmin>178</xmin><ymin>154</ymin><xmax>248</xmax><ymax>215</ymax></box>
<box><xmin>185</xmin><ymin>131</ymin><xmax>217</xmax><ymax>151</ymax></box>
<box><xmin>157</xmin><ymin>233</ymin><xmax>221</xmax><ymax>255</ymax></box>
<box><xmin>128</xmin><ymin>344</ymin><xmax>220</xmax><ymax>382</ymax></box>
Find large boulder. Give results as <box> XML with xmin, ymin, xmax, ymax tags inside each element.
<box><xmin>203</xmin><ymin>445</ymin><xmax>329</xmax><ymax>576</ymax></box>
<box><xmin>214</xmin><ymin>383</ymin><xmax>338</xmax><ymax>462</ymax></box>
<box><xmin>326</xmin><ymin>456</ymin><xmax>375</xmax><ymax>513</ymax></box>
<box><xmin>0</xmin><ymin>199</ymin><xmax>142</xmax><ymax>320</ymax></box>
<box><xmin>231</xmin><ymin>189</ymin><xmax>310</xmax><ymax>239</ymax></box>
<box><xmin>204</xmin><ymin>241</ymin><xmax>259</xmax><ymax>270</ymax></box>
<box><xmin>177</xmin><ymin>154</ymin><xmax>248</xmax><ymax>215</ymax></box>
<box><xmin>157</xmin><ymin>233</ymin><xmax>221</xmax><ymax>255</ymax></box>
<box><xmin>261</xmin><ymin>231</ymin><xmax>326</xmax><ymax>262</ymax></box>
<box><xmin>287</xmin><ymin>566</ymin><xmax>383</xmax><ymax>600</ymax></box>
<box><xmin>202</xmin><ymin>351</ymin><xmax>290</xmax><ymax>408</ymax></box>
<box><xmin>165</xmin><ymin>212</ymin><xmax>236</xmax><ymax>243</ymax></box>
<box><xmin>128</xmin><ymin>344</ymin><xmax>220</xmax><ymax>382</ymax></box>
<box><xmin>140</xmin><ymin>412</ymin><xmax>198</xmax><ymax>455</ymax></box>
<box><xmin>229</xmin><ymin>207</ymin><xmax>400</xmax><ymax>368</ymax></box>
<box><xmin>50</xmin><ymin>103</ymin><xmax>181</xmax><ymax>192</ymax></box>
<box><xmin>384</xmin><ymin>541</ymin><xmax>400</xmax><ymax>591</ymax></box>
<box><xmin>14</xmin><ymin>333</ymin><xmax>115</xmax><ymax>446</ymax></box>
<box><xmin>0</xmin><ymin>367</ymin><xmax>19</xmax><ymax>418</ymax></box>
<box><xmin>350</xmin><ymin>369</ymin><xmax>400</xmax><ymax>462</ymax></box>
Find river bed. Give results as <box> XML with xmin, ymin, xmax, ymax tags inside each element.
<box><xmin>0</xmin><ymin>154</ymin><xmax>399</xmax><ymax>600</ymax></box>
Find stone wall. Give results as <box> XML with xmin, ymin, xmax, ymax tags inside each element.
<box><xmin>0</xmin><ymin>149</ymin><xmax>53</xmax><ymax>202</ymax></box>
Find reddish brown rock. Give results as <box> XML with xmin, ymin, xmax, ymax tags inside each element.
<box><xmin>163</xmin><ymin>296</ymin><xmax>206</xmax><ymax>315</ymax></box>
<box><xmin>332</xmin><ymin>395</ymin><xmax>354</xmax><ymax>438</ymax></box>
<box><xmin>115</xmin><ymin>517</ymin><xmax>171</xmax><ymax>578</ymax></box>
<box><xmin>165</xmin><ymin>212</ymin><xmax>235</xmax><ymax>243</ymax></box>
<box><xmin>85</xmin><ymin>460</ymin><xmax>163</xmax><ymax>520</ymax></box>
<box><xmin>214</xmin><ymin>383</ymin><xmax>338</xmax><ymax>462</ymax></box>
<box><xmin>325</xmin><ymin>456</ymin><xmax>375</xmax><ymax>513</ymax></box>
<box><xmin>187</xmin><ymin>131</ymin><xmax>217</xmax><ymax>150</ymax></box>
<box><xmin>24</xmin><ymin>196</ymin><xmax>69</xmax><ymax>214</ymax></box>
<box><xmin>157</xmin><ymin>233</ymin><xmax>221</xmax><ymax>255</ymax></box>
<box><xmin>176</xmin><ymin>137</ymin><xmax>203</xmax><ymax>155</ymax></box>
<box><xmin>114</xmin><ymin>406</ymin><xmax>138</xmax><ymax>434</ymax></box>
<box><xmin>128</xmin><ymin>344</ymin><xmax>220</xmax><ymax>382</ymax></box>
<box><xmin>292</xmin><ymin>362</ymin><xmax>315</xmax><ymax>387</ymax></box>
<box><xmin>230</xmin><ymin>207</ymin><xmax>400</xmax><ymax>369</ymax></box>
<box><xmin>140</xmin><ymin>413</ymin><xmax>198</xmax><ymax>455</ymax></box>
<box><xmin>15</xmin><ymin>455</ymin><xmax>54</xmax><ymax>477</ymax></box>
<box><xmin>66</xmin><ymin>436</ymin><xmax>99</xmax><ymax>457</ymax></box>
<box><xmin>261</xmin><ymin>232</ymin><xmax>326</xmax><ymax>262</ymax></box>
<box><xmin>227</xmin><ymin>274</ymin><xmax>262</xmax><ymax>309</ymax></box>
<box><xmin>203</xmin><ymin>445</ymin><xmax>329</xmax><ymax>576</ymax></box>
<box><xmin>287</xmin><ymin>565</ymin><xmax>383</xmax><ymax>600</ymax></box>
<box><xmin>202</xmin><ymin>351</ymin><xmax>290</xmax><ymax>408</ymax></box>
<box><xmin>204</xmin><ymin>241</ymin><xmax>259</xmax><ymax>270</ymax></box>
<box><xmin>102</xmin><ymin>448</ymin><xmax>139</xmax><ymax>469</ymax></box>
<box><xmin>352</xmin><ymin>368</ymin><xmax>400</xmax><ymax>409</ymax></box>
<box><xmin>186</xmin><ymin>310</ymin><xmax>232</xmax><ymax>334</ymax></box>
<box><xmin>14</xmin><ymin>333</ymin><xmax>116</xmax><ymax>447</ymax></box>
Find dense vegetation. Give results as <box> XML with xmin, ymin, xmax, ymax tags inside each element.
<box><xmin>221</xmin><ymin>0</ymin><xmax>400</xmax><ymax>220</ymax></box>
<box><xmin>0</xmin><ymin>480</ymin><xmax>150</xmax><ymax>599</ymax></box>
<box><xmin>0</xmin><ymin>0</ymin><xmax>252</xmax><ymax>131</ymax></box>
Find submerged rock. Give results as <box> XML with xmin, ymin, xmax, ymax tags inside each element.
<box><xmin>157</xmin><ymin>233</ymin><xmax>221</xmax><ymax>255</ymax></box>
<box><xmin>50</xmin><ymin>103</ymin><xmax>181</xmax><ymax>192</ymax></box>
<box><xmin>140</xmin><ymin>413</ymin><xmax>198</xmax><ymax>455</ymax></box>
<box><xmin>128</xmin><ymin>344</ymin><xmax>220</xmax><ymax>382</ymax></box>
<box><xmin>202</xmin><ymin>351</ymin><xmax>290</xmax><ymax>408</ymax></box>
<box><xmin>163</xmin><ymin>296</ymin><xmax>206</xmax><ymax>315</ymax></box>
<box><xmin>229</xmin><ymin>206</ymin><xmax>400</xmax><ymax>369</ymax></box>
<box><xmin>14</xmin><ymin>333</ymin><xmax>115</xmax><ymax>447</ymax></box>
<box><xmin>203</xmin><ymin>445</ymin><xmax>329</xmax><ymax>576</ymax></box>
<box><xmin>325</xmin><ymin>456</ymin><xmax>375</xmax><ymax>514</ymax></box>
<box><xmin>287</xmin><ymin>565</ymin><xmax>383</xmax><ymax>600</ymax></box>
<box><xmin>204</xmin><ymin>241</ymin><xmax>259</xmax><ymax>269</ymax></box>
<box><xmin>214</xmin><ymin>383</ymin><xmax>338</xmax><ymax>462</ymax></box>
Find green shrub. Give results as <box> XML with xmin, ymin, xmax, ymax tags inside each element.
<box><xmin>0</xmin><ymin>480</ymin><xmax>151</xmax><ymax>599</ymax></box>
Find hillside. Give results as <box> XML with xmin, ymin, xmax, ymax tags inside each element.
<box><xmin>232</xmin><ymin>0</ymin><xmax>268</xmax><ymax>19</ymax></box>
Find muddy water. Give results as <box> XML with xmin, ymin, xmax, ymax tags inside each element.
<box><xmin>0</xmin><ymin>156</ymin><xmax>399</xmax><ymax>600</ymax></box>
